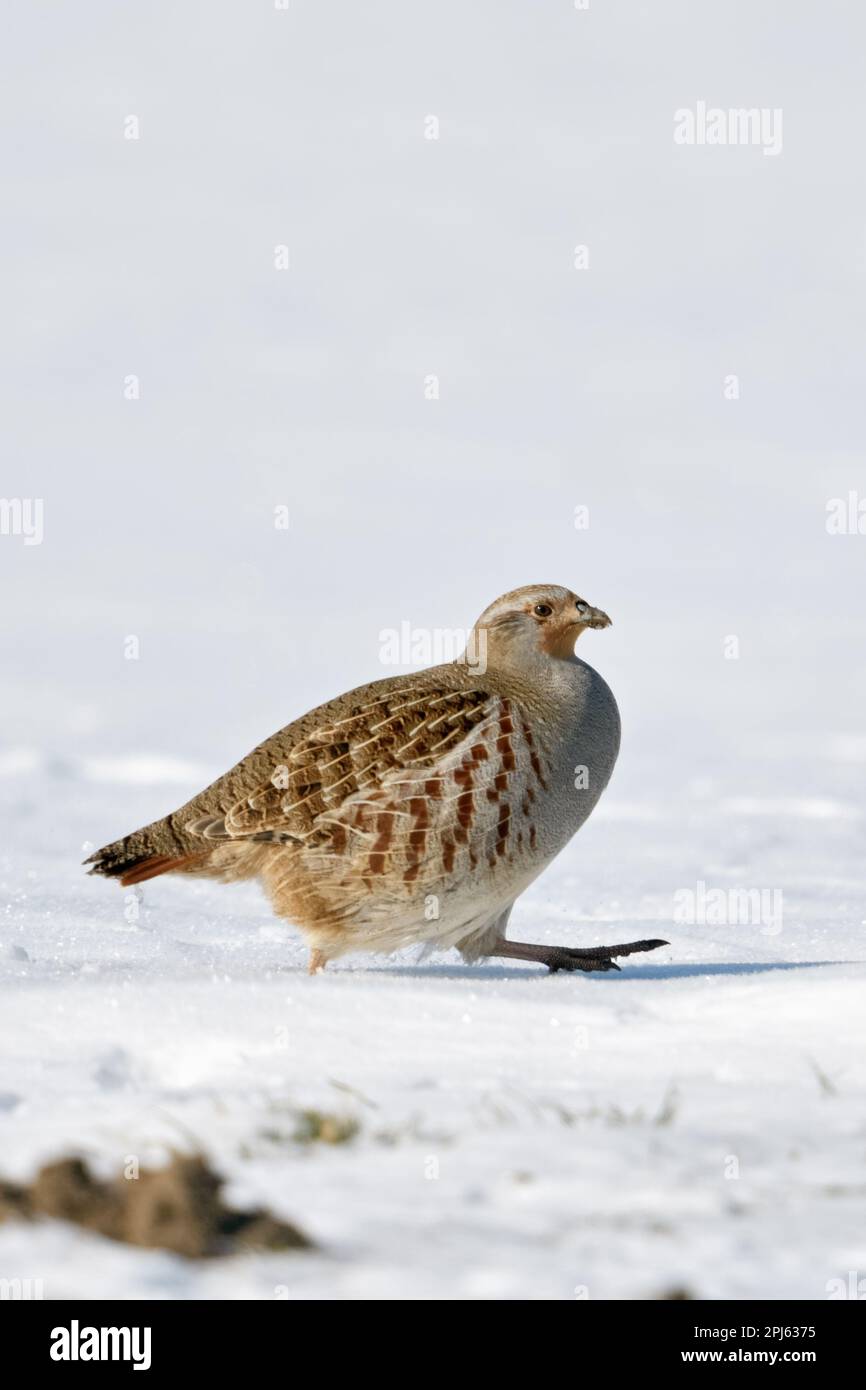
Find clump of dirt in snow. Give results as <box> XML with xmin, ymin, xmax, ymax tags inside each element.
<box><xmin>0</xmin><ymin>1153</ymin><xmax>311</xmax><ymax>1258</ymax></box>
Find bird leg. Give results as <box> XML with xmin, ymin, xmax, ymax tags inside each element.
<box><xmin>488</xmin><ymin>936</ymin><xmax>669</xmax><ymax>974</ymax></box>
<box><xmin>308</xmin><ymin>949</ymin><xmax>329</xmax><ymax>975</ymax></box>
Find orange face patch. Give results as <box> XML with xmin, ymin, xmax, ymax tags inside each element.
<box><xmin>537</xmin><ymin>618</ymin><xmax>584</xmax><ymax>659</ymax></box>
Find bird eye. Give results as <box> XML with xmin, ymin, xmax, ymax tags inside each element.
<box><xmin>576</xmin><ymin>601</ymin><xmax>588</xmax><ymax>615</ymax></box>
<box><xmin>534</xmin><ymin>603</ymin><xmax>553</xmax><ymax>618</ymax></box>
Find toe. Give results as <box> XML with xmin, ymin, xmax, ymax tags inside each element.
<box><xmin>548</xmin><ymin>952</ymin><xmax>621</xmax><ymax>974</ymax></box>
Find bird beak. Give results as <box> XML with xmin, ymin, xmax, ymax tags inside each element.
<box><xmin>581</xmin><ymin>606</ymin><xmax>612</xmax><ymax>630</ymax></box>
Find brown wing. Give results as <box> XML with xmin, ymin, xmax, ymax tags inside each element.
<box><xmin>189</xmin><ymin>685</ymin><xmax>546</xmax><ymax>898</ymax></box>
<box><xmin>190</xmin><ymin>685</ymin><xmax>490</xmax><ymax>844</ymax></box>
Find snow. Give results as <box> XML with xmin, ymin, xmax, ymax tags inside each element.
<box><xmin>2</xmin><ymin>0</ymin><xmax>866</xmax><ymax>1300</ymax></box>
<box><xmin>1</xmin><ymin>743</ymin><xmax>864</xmax><ymax>1300</ymax></box>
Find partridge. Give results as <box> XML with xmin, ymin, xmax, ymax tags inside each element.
<box><xmin>86</xmin><ymin>585</ymin><xmax>666</xmax><ymax>974</ymax></box>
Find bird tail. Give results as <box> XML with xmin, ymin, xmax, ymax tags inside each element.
<box><xmin>84</xmin><ymin>824</ymin><xmax>207</xmax><ymax>887</ymax></box>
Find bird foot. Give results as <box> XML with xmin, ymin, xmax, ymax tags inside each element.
<box><xmin>544</xmin><ymin>938</ymin><xmax>669</xmax><ymax>974</ymax></box>
<box><xmin>308</xmin><ymin>949</ymin><xmax>329</xmax><ymax>975</ymax></box>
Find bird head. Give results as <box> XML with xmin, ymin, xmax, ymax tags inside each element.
<box><xmin>467</xmin><ymin>584</ymin><xmax>612</xmax><ymax>668</ymax></box>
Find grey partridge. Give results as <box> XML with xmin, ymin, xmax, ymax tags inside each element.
<box><xmin>86</xmin><ymin>585</ymin><xmax>667</xmax><ymax>974</ymax></box>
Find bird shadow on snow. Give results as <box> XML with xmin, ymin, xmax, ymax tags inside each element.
<box><xmin>361</xmin><ymin>959</ymin><xmax>851</xmax><ymax>982</ymax></box>
<box><xmin>592</xmin><ymin>960</ymin><xmax>851</xmax><ymax>982</ymax></box>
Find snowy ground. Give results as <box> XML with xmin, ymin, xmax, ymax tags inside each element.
<box><xmin>1</xmin><ymin>738</ymin><xmax>864</xmax><ymax>1301</ymax></box>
